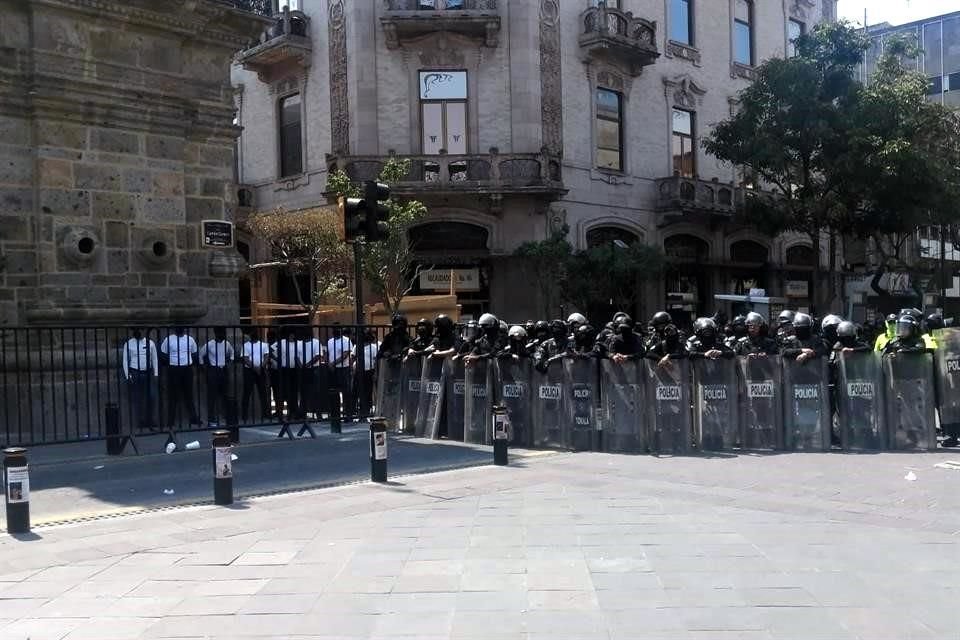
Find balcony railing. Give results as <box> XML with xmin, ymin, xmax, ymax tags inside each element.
<box><xmin>327</xmin><ymin>149</ymin><xmax>564</xmax><ymax>200</ymax></box>
<box><xmin>655</xmin><ymin>175</ymin><xmax>742</xmax><ymax>219</ymax></box>
<box><xmin>579</xmin><ymin>3</ymin><xmax>659</xmax><ymax>75</ymax></box>
<box><xmin>381</xmin><ymin>0</ymin><xmax>500</xmax><ymax>49</ymax></box>
<box><xmin>215</xmin><ymin>0</ymin><xmax>273</xmax><ymax>17</ymax></box>
<box><xmin>236</xmin><ymin>7</ymin><xmax>311</xmax><ymax>81</ymax></box>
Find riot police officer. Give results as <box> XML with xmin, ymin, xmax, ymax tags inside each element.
<box><xmin>527</xmin><ymin>320</ymin><xmax>550</xmax><ymax>353</ymax></box>
<box><xmin>735</xmin><ymin>312</ymin><xmax>779</xmax><ymax>356</ymax></box>
<box><xmin>647</xmin><ymin>323</ymin><xmax>687</xmax><ymax>368</ymax></box>
<box><xmin>725</xmin><ymin>314</ymin><xmax>747</xmax><ymax>349</ymax></box>
<box><xmin>687</xmin><ymin>317</ymin><xmax>735</xmax><ymax>360</ymax></box>
<box><xmin>534</xmin><ymin>319</ymin><xmax>571</xmax><ymax>372</ymax></box>
<box><xmin>833</xmin><ymin>320</ymin><xmax>870</xmax><ymax>354</ymax></box>
<box><xmin>378</xmin><ymin>313</ymin><xmax>411</xmax><ymax>362</ymax></box>
<box><xmin>883</xmin><ymin>315</ymin><xmax>933</xmax><ymax>355</ymax></box>
<box><xmin>780</xmin><ymin>312</ymin><xmax>827</xmax><ymax>362</ymax></box>
<box><xmin>874</xmin><ymin>313</ymin><xmax>898</xmax><ymax>352</ymax></box>
<box><xmin>776</xmin><ymin>309</ymin><xmax>796</xmax><ymax>346</ymax></box>
<box><xmin>647</xmin><ymin>311</ymin><xmax>672</xmax><ymax>350</ymax></box>
<box><xmin>500</xmin><ymin>326</ymin><xmax>530</xmax><ymax>359</ymax></box>
<box><xmin>608</xmin><ymin>319</ymin><xmax>644</xmax><ymax>362</ymax></box>
<box><xmin>820</xmin><ymin>314</ymin><xmax>843</xmax><ymax>350</ymax></box>
<box><xmin>405</xmin><ymin>318</ymin><xmax>434</xmax><ymax>358</ymax></box>
<box><xmin>569</xmin><ymin>324</ymin><xmax>605</xmax><ymax>359</ymax></box>
<box><xmin>429</xmin><ymin>315</ymin><xmax>459</xmax><ymax>357</ymax></box>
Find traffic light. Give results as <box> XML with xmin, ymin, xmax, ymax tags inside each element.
<box><xmin>340</xmin><ymin>196</ymin><xmax>365</xmax><ymax>243</ymax></box>
<box><xmin>339</xmin><ymin>181</ymin><xmax>391</xmax><ymax>243</ymax></box>
<box><xmin>364</xmin><ymin>181</ymin><xmax>391</xmax><ymax>242</ymax></box>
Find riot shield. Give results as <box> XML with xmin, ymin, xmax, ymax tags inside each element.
<box><xmin>495</xmin><ymin>357</ymin><xmax>532</xmax><ymax>447</ymax></box>
<box><xmin>837</xmin><ymin>351</ymin><xmax>885</xmax><ymax>451</ymax></box>
<box><xmin>600</xmin><ymin>359</ymin><xmax>645</xmax><ymax>453</ymax></box>
<box><xmin>935</xmin><ymin>328</ymin><xmax>960</xmax><ymax>440</ymax></box>
<box><xmin>400</xmin><ymin>357</ymin><xmax>423</xmax><ymax>435</ymax></box>
<box><xmin>532</xmin><ymin>360</ymin><xmax>566</xmax><ymax>449</ymax></box>
<box><xmin>782</xmin><ymin>357</ymin><xmax>830</xmax><ymax>451</ymax></box>
<box><xmin>464</xmin><ymin>358</ymin><xmax>493</xmax><ymax>444</ymax></box>
<box><xmin>883</xmin><ymin>351</ymin><xmax>937</xmax><ymax>451</ymax></box>
<box><xmin>645</xmin><ymin>359</ymin><xmax>692</xmax><ymax>454</ymax></box>
<box><xmin>416</xmin><ymin>356</ymin><xmax>448</xmax><ymax>439</ymax></box>
<box><xmin>375</xmin><ymin>358</ymin><xmax>403</xmax><ymax>431</ymax></box>
<box><xmin>691</xmin><ymin>358</ymin><xmax>738</xmax><ymax>451</ymax></box>
<box><xmin>446</xmin><ymin>358</ymin><xmax>466</xmax><ymax>441</ymax></box>
<box><xmin>738</xmin><ymin>356</ymin><xmax>784</xmax><ymax>450</ymax></box>
<box><xmin>564</xmin><ymin>357</ymin><xmax>598</xmax><ymax>451</ymax></box>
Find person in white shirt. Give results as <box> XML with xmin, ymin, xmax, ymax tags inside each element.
<box><xmin>121</xmin><ymin>327</ymin><xmax>159</xmax><ymax>430</ymax></box>
<box><xmin>351</xmin><ymin>330</ymin><xmax>379</xmax><ymax>417</ymax></box>
<box><xmin>271</xmin><ymin>326</ymin><xmax>302</xmax><ymax>418</ymax></box>
<box><xmin>241</xmin><ymin>328</ymin><xmax>271</xmax><ymax>422</ymax></box>
<box><xmin>199</xmin><ymin>327</ymin><xmax>234</xmax><ymax>427</ymax></box>
<box><xmin>299</xmin><ymin>331</ymin><xmax>328</xmax><ymax>419</ymax></box>
<box><xmin>327</xmin><ymin>324</ymin><xmax>354</xmax><ymax>419</ymax></box>
<box><xmin>159</xmin><ymin>327</ymin><xmax>200</xmax><ymax>428</ymax></box>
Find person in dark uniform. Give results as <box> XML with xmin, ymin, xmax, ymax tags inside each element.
<box><xmin>534</xmin><ymin>319</ymin><xmax>571</xmax><ymax>373</ymax></box>
<box><xmin>526</xmin><ymin>320</ymin><xmax>550</xmax><ymax>354</ymax></box>
<box><xmin>687</xmin><ymin>317</ymin><xmax>735</xmax><ymax>360</ymax></box>
<box><xmin>776</xmin><ymin>309</ymin><xmax>796</xmax><ymax>347</ymax></box>
<box><xmin>647</xmin><ymin>323</ymin><xmax>688</xmax><ymax>368</ymax></box>
<box><xmin>735</xmin><ymin>312</ymin><xmax>779</xmax><ymax>357</ymax></box>
<box><xmin>646</xmin><ymin>311</ymin><xmax>672</xmax><ymax>350</ymax></box>
<box><xmin>882</xmin><ymin>315</ymin><xmax>934</xmax><ymax>355</ymax></box>
<box><xmin>379</xmin><ymin>314</ymin><xmax>411</xmax><ymax>361</ymax></box>
<box><xmin>570</xmin><ymin>324</ymin><xmax>605</xmax><ymax>359</ymax></box>
<box><xmin>499</xmin><ymin>326</ymin><xmax>530</xmax><ymax>359</ymax></box>
<box><xmin>725</xmin><ymin>315</ymin><xmax>747</xmax><ymax>349</ymax></box>
<box><xmin>832</xmin><ymin>320</ymin><xmax>871</xmax><ymax>354</ymax></box>
<box><xmin>405</xmin><ymin>318</ymin><xmax>434</xmax><ymax>359</ymax></box>
<box><xmin>608</xmin><ymin>319</ymin><xmax>644</xmax><ymax>362</ymax></box>
<box><xmin>781</xmin><ymin>312</ymin><xmax>829</xmax><ymax>363</ymax></box>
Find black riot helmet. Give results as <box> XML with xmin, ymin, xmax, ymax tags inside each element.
<box><xmin>534</xmin><ymin>320</ymin><xmax>550</xmax><ymax>339</ymax></box>
<box><xmin>575</xmin><ymin>324</ymin><xmax>595</xmax><ymax>347</ymax></box>
<box><xmin>464</xmin><ymin>319</ymin><xmax>480</xmax><ymax>341</ymax></box>
<box><xmin>693</xmin><ymin>317</ymin><xmax>717</xmax><ymax>344</ymax></box>
<box><xmin>896</xmin><ymin>315</ymin><xmax>919</xmax><ymax>340</ymax></box>
<box><xmin>617</xmin><ymin>321</ymin><xmax>633</xmax><ymax>337</ymax></box>
<box><xmin>792</xmin><ymin>312</ymin><xmax>814</xmax><ymax>340</ymax></box>
<box><xmin>885</xmin><ymin>313</ymin><xmax>898</xmax><ymax>326</ymax></box>
<box><xmin>745</xmin><ymin>312</ymin><xmax>766</xmax><ymax>337</ymax></box>
<box><xmin>777</xmin><ymin>310</ymin><xmax>796</xmax><ymax>328</ymax></box>
<box><xmin>837</xmin><ymin>320</ymin><xmax>858</xmax><ymax>347</ymax></box>
<box><xmin>821</xmin><ymin>314</ymin><xmax>842</xmax><ymax>343</ymax></box>
<box><xmin>434</xmin><ymin>314</ymin><xmax>454</xmax><ymax>336</ymax></box>
<box><xmin>663</xmin><ymin>323</ymin><xmax>680</xmax><ymax>347</ymax></box>
<box><xmin>524</xmin><ymin>320</ymin><xmax>536</xmax><ymax>335</ymax></box>
<box><xmin>415</xmin><ymin>318</ymin><xmax>432</xmax><ymax>339</ymax></box>
<box><xmin>612</xmin><ymin>312</ymin><xmax>630</xmax><ymax>326</ymax></box>
<box><xmin>651</xmin><ymin>311</ymin><xmax>672</xmax><ymax>331</ymax></box>
<box><xmin>926</xmin><ymin>314</ymin><xmax>944</xmax><ymax>332</ymax></box>
<box><xmin>550</xmin><ymin>319</ymin><xmax>567</xmax><ymax>340</ymax></box>
<box><xmin>391</xmin><ymin>313</ymin><xmax>408</xmax><ymax>329</ymax></box>
<box><xmin>732</xmin><ymin>315</ymin><xmax>748</xmax><ymax>338</ymax></box>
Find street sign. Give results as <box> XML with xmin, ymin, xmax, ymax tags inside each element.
<box><xmin>202</xmin><ymin>220</ymin><xmax>234</xmax><ymax>248</ymax></box>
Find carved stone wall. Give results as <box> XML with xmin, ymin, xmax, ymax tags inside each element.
<box><xmin>0</xmin><ymin>0</ymin><xmax>266</xmax><ymax>326</ymax></box>
<box><xmin>328</xmin><ymin>0</ymin><xmax>350</xmax><ymax>155</ymax></box>
<box><xmin>539</xmin><ymin>0</ymin><xmax>563</xmax><ymax>157</ymax></box>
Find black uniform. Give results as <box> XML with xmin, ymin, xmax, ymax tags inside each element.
<box><xmin>734</xmin><ymin>335</ymin><xmax>779</xmax><ymax>356</ymax></box>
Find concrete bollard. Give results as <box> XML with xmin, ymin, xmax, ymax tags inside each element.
<box><xmin>3</xmin><ymin>448</ymin><xmax>30</xmax><ymax>534</ymax></box>
<box><xmin>211</xmin><ymin>430</ymin><xmax>233</xmax><ymax>506</ymax></box>
<box><xmin>369</xmin><ymin>417</ymin><xmax>388</xmax><ymax>483</ymax></box>
<box><xmin>492</xmin><ymin>404</ymin><xmax>510</xmax><ymax>466</ymax></box>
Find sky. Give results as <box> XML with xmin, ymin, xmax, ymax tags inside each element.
<box><xmin>837</xmin><ymin>0</ymin><xmax>960</xmax><ymax>27</ymax></box>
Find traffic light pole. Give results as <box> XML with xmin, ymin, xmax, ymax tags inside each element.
<box><xmin>353</xmin><ymin>240</ymin><xmax>365</xmax><ymax>421</ymax></box>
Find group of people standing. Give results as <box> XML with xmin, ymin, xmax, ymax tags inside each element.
<box><xmin>120</xmin><ymin>325</ymin><xmax>379</xmax><ymax>431</ymax></box>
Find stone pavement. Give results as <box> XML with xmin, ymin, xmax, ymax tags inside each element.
<box><xmin>1</xmin><ymin>450</ymin><xmax>959</xmax><ymax>640</ymax></box>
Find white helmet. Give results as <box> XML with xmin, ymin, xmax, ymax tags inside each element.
<box><xmin>567</xmin><ymin>312</ymin><xmax>587</xmax><ymax>327</ymax></box>
<box><xmin>478</xmin><ymin>313</ymin><xmax>499</xmax><ymax>328</ymax></box>
<box><xmin>508</xmin><ymin>325</ymin><xmax>527</xmax><ymax>339</ymax></box>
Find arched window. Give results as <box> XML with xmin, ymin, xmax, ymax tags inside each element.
<box><xmin>586</xmin><ymin>226</ymin><xmax>639</xmax><ymax>249</ymax></box>
<box><xmin>730</xmin><ymin>239</ymin><xmax>768</xmax><ymax>264</ymax></box>
<box><xmin>408</xmin><ymin>222</ymin><xmax>489</xmax><ymax>253</ymax></box>
<box><xmin>785</xmin><ymin>244</ymin><xmax>814</xmax><ymax>267</ymax></box>
<box><xmin>664</xmin><ymin>234</ymin><xmax>709</xmax><ymax>261</ymax></box>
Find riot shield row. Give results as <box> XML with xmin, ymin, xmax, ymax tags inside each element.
<box><xmin>375</xmin><ymin>337</ymin><xmax>950</xmax><ymax>453</ymax></box>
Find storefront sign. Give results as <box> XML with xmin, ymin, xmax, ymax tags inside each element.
<box><xmin>419</xmin><ymin>268</ymin><xmax>480</xmax><ymax>292</ymax></box>
<box><xmin>202</xmin><ymin>220</ymin><xmax>234</xmax><ymax>248</ymax></box>
<box><xmin>785</xmin><ymin>280</ymin><xmax>809</xmax><ymax>298</ymax></box>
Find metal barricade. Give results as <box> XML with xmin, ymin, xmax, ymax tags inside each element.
<box><xmin>600</xmin><ymin>359</ymin><xmax>645</xmax><ymax>453</ymax></box>
<box><xmin>495</xmin><ymin>357</ymin><xmax>532</xmax><ymax>447</ymax></box>
<box><xmin>645</xmin><ymin>359</ymin><xmax>692</xmax><ymax>454</ymax></box>
<box><xmin>836</xmin><ymin>351</ymin><xmax>885</xmax><ymax>451</ymax></box>
<box><xmin>782</xmin><ymin>357</ymin><xmax>831</xmax><ymax>451</ymax></box>
<box><xmin>883</xmin><ymin>351</ymin><xmax>937</xmax><ymax>451</ymax></box>
<box><xmin>564</xmin><ymin>357</ymin><xmax>598</xmax><ymax>452</ymax></box>
<box><xmin>532</xmin><ymin>360</ymin><xmax>566</xmax><ymax>449</ymax></box>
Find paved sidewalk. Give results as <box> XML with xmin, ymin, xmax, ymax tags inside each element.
<box><xmin>1</xmin><ymin>451</ymin><xmax>959</xmax><ymax>639</ymax></box>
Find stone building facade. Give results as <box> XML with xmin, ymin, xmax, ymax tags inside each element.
<box><xmin>0</xmin><ymin>0</ymin><xmax>268</xmax><ymax>326</ymax></box>
<box><xmin>234</xmin><ymin>0</ymin><xmax>837</xmax><ymax>323</ymax></box>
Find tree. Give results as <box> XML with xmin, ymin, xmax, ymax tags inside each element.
<box><xmin>703</xmin><ymin>21</ymin><xmax>868</xmax><ymax>312</ymax></box>
<box><xmin>705</xmin><ymin>21</ymin><xmax>960</xmax><ymax>312</ymax></box>
<box><xmin>326</xmin><ymin>158</ymin><xmax>428</xmax><ymax>314</ymax></box>
<box><xmin>514</xmin><ymin>224</ymin><xmax>665</xmax><ymax>321</ymax></box>
<box><xmin>244</xmin><ymin>206</ymin><xmax>353</xmax><ymax>319</ymax></box>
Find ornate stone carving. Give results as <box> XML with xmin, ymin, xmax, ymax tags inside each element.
<box><xmin>539</xmin><ymin>0</ymin><xmax>563</xmax><ymax>157</ymax></box>
<box><xmin>665</xmin><ymin>40</ymin><xmax>701</xmax><ymax>66</ymax></box>
<box><xmin>418</xmin><ymin>35</ymin><xmax>467</xmax><ymax>68</ymax></box>
<box><xmin>730</xmin><ymin>62</ymin><xmax>757</xmax><ymax>81</ymax></box>
<box><xmin>663</xmin><ymin>74</ymin><xmax>706</xmax><ymax>109</ymax></box>
<box><xmin>60</xmin><ymin>227</ymin><xmax>101</xmax><ymax>267</ymax></box>
<box><xmin>547</xmin><ymin>204</ymin><xmax>567</xmax><ymax>235</ymax></box>
<box><xmin>596</xmin><ymin>70</ymin><xmax>625</xmax><ymax>92</ymax></box>
<box><xmin>328</xmin><ymin>0</ymin><xmax>349</xmax><ymax>154</ymax></box>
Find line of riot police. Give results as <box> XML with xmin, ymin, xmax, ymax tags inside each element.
<box><xmin>373</xmin><ymin>307</ymin><xmax>960</xmax><ymax>453</ymax></box>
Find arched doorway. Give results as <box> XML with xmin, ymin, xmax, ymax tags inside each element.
<box><xmin>409</xmin><ymin>221</ymin><xmax>491</xmax><ymax>319</ymax></box>
<box><xmin>583</xmin><ymin>226</ymin><xmax>643</xmax><ymax>321</ymax></box>
<box><xmin>664</xmin><ymin>234</ymin><xmax>710</xmax><ymax>329</ymax></box>
<box><xmin>728</xmin><ymin>239</ymin><xmax>770</xmax><ymax>295</ymax></box>
<box><xmin>586</xmin><ymin>226</ymin><xmax>640</xmax><ymax>248</ymax></box>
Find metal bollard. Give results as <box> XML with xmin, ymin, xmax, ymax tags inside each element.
<box><xmin>369</xmin><ymin>417</ymin><xmax>388</xmax><ymax>483</ymax></box>
<box><xmin>3</xmin><ymin>448</ymin><xmax>30</xmax><ymax>534</ymax></box>
<box><xmin>492</xmin><ymin>404</ymin><xmax>510</xmax><ymax>466</ymax></box>
<box><xmin>225</xmin><ymin>400</ymin><xmax>240</xmax><ymax>444</ymax></box>
<box><xmin>328</xmin><ymin>388</ymin><xmax>342</xmax><ymax>434</ymax></box>
<box><xmin>211</xmin><ymin>430</ymin><xmax>233</xmax><ymax>506</ymax></box>
<box><xmin>105</xmin><ymin>403</ymin><xmax>123</xmax><ymax>455</ymax></box>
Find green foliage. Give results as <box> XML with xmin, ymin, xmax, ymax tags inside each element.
<box><xmin>327</xmin><ymin>158</ymin><xmax>428</xmax><ymax>313</ymax></box>
<box><xmin>514</xmin><ymin>224</ymin><xmax>664</xmax><ymax>319</ymax></box>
